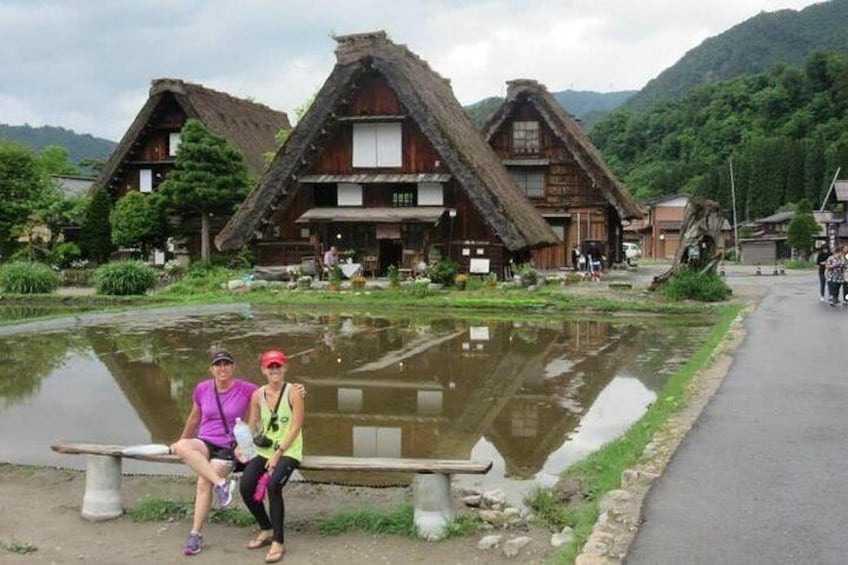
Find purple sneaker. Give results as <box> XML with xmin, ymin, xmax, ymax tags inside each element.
<box><xmin>214</xmin><ymin>479</ymin><xmax>235</xmax><ymax>509</ymax></box>
<box><xmin>183</xmin><ymin>532</ymin><xmax>203</xmax><ymax>555</ymax></box>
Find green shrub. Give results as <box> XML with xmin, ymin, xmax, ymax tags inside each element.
<box><xmin>427</xmin><ymin>259</ymin><xmax>459</xmax><ymax>286</ymax></box>
<box><xmin>516</xmin><ymin>263</ymin><xmax>538</xmax><ymax>286</ymax></box>
<box><xmin>95</xmin><ymin>261</ymin><xmax>158</xmax><ymax>295</ymax></box>
<box><xmin>407</xmin><ymin>280</ymin><xmax>432</xmax><ymax>298</ymax></box>
<box><xmin>661</xmin><ymin>268</ymin><xmax>731</xmax><ymax>302</ymax></box>
<box><xmin>0</xmin><ymin>261</ymin><xmax>59</xmax><ymax>293</ymax></box>
<box><xmin>387</xmin><ymin>265</ymin><xmax>400</xmax><ymax>287</ymax></box>
<box><xmin>51</xmin><ymin>242</ymin><xmax>83</xmax><ymax>269</ymax></box>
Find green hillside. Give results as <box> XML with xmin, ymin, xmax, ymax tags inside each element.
<box><xmin>591</xmin><ymin>52</ymin><xmax>848</xmax><ymax>221</ymax></box>
<box><xmin>626</xmin><ymin>0</ymin><xmax>848</xmax><ymax>112</ymax></box>
<box><xmin>0</xmin><ymin>124</ymin><xmax>115</xmax><ymax>172</ymax></box>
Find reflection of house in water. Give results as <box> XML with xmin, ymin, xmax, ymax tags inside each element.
<box><xmin>78</xmin><ymin>311</ymin><xmax>699</xmax><ymax>486</ymax></box>
<box><xmin>293</xmin><ymin>318</ymin><xmax>636</xmax><ymax>485</ymax></box>
<box><xmin>485</xmin><ymin>322</ymin><xmax>637</xmax><ymax>478</ymax></box>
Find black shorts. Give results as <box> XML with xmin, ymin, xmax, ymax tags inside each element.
<box><xmin>202</xmin><ymin>439</ymin><xmax>234</xmax><ymax>461</ymax></box>
<box><xmin>201</xmin><ymin>439</ymin><xmax>247</xmax><ymax>472</ymax></box>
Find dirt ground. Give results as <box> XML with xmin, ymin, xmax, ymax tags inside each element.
<box><xmin>0</xmin><ymin>464</ymin><xmax>557</xmax><ymax>565</ymax></box>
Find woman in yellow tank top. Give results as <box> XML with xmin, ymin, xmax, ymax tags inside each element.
<box><xmin>238</xmin><ymin>349</ymin><xmax>304</xmax><ymax>563</ymax></box>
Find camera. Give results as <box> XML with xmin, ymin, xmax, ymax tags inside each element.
<box><xmin>253</xmin><ymin>434</ymin><xmax>273</xmax><ymax>448</ymax></box>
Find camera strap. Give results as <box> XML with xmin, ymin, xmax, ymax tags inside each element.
<box><xmin>263</xmin><ymin>383</ymin><xmax>287</xmax><ymax>417</ymax></box>
<box><xmin>212</xmin><ymin>380</ymin><xmax>234</xmax><ymax>447</ymax></box>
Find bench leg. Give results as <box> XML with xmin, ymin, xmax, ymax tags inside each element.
<box><xmin>81</xmin><ymin>454</ymin><xmax>123</xmax><ymax>521</ymax></box>
<box><xmin>413</xmin><ymin>473</ymin><xmax>454</xmax><ymax>540</ymax></box>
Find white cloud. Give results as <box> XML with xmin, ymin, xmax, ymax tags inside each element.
<box><xmin>0</xmin><ymin>0</ymin><xmax>823</xmax><ymax>140</ymax></box>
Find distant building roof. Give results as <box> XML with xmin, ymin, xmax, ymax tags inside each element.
<box><xmin>756</xmin><ymin>211</ymin><xmax>795</xmax><ymax>224</ymax></box>
<box><xmin>53</xmin><ymin>175</ymin><xmax>95</xmax><ymax>197</ymax></box>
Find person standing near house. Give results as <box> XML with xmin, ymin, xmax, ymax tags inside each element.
<box><xmin>239</xmin><ymin>349</ymin><xmax>304</xmax><ymax>564</ymax></box>
<box><xmin>571</xmin><ymin>245</ymin><xmax>582</xmax><ymax>271</ymax></box>
<box><xmin>825</xmin><ymin>246</ymin><xmax>846</xmax><ymax>306</ymax></box>
<box><xmin>816</xmin><ymin>244</ymin><xmax>831</xmax><ymax>302</ymax></box>
<box><xmin>323</xmin><ymin>246</ymin><xmax>338</xmax><ymax>268</ymax></box>
<box><xmin>171</xmin><ymin>350</ymin><xmax>256</xmax><ymax>556</ymax></box>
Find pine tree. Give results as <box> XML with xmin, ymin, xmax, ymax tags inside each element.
<box><xmin>156</xmin><ymin>119</ymin><xmax>251</xmax><ymax>263</ymax></box>
<box><xmin>79</xmin><ymin>188</ymin><xmax>113</xmax><ymax>262</ymax></box>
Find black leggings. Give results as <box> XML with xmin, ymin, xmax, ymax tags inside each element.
<box><xmin>239</xmin><ymin>455</ymin><xmax>299</xmax><ymax>543</ymax></box>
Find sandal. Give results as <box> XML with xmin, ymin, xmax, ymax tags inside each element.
<box><xmin>247</xmin><ymin>530</ymin><xmax>273</xmax><ymax>550</ymax></box>
<box><xmin>264</xmin><ymin>543</ymin><xmax>285</xmax><ymax>563</ymax></box>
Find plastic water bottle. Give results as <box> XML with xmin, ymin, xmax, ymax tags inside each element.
<box><xmin>253</xmin><ymin>471</ymin><xmax>271</xmax><ymax>501</ymax></box>
<box><xmin>233</xmin><ymin>417</ymin><xmax>255</xmax><ymax>461</ymax></box>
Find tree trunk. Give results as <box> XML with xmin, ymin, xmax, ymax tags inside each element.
<box><xmin>649</xmin><ymin>197</ymin><xmax>725</xmax><ymax>291</ymax></box>
<box><xmin>200</xmin><ymin>213</ymin><xmax>210</xmax><ymax>264</ymax></box>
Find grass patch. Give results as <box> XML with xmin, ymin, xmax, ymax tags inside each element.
<box><xmin>130</xmin><ymin>497</ymin><xmax>193</xmax><ymax>522</ymax></box>
<box><xmin>316</xmin><ymin>504</ymin><xmax>416</xmax><ymax>536</ymax></box>
<box><xmin>784</xmin><ymin>259</ymin><xmax>815</xmax><ymax>270</ymax></box>
<box><xmin>315</xmin><ymin>504</ymin><xmax>479</xmax><ymax>539</ymax></box>
<box><xmin>1</xmin><ymin>539</ymin><xmax>38</xmax><ymax>554</ymax></box>
<box><xmin>527</xmin><ymin>303</ymin><xmax>743</xmax><ymax>563</ymax></box>
<box><xmin>130</xmin><ymin>496</ymin><xmax>253</xmax><ymax>526</ymax></box>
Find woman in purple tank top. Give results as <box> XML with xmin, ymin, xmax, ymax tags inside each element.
<box><xmin>170</xmin><ymin>349</ymin><xmax>256</xmax><ymax>556</ymax></box>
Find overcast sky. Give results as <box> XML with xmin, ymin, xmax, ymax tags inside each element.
<box><xmin>0</xmin><ymin>0</ymin><xmax>824</xmax><ymax>141</ymax></box>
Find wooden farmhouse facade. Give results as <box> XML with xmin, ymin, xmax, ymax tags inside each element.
<box><xmin>483</xmin><ymin>79</ymin><xmax>642</xmax><ymax>269</ymax></box>
<box><xmin>216</xmin><ymin>31</ymin><xmax>557</xmax><ymax>278</ymax></box>
<box><xmin>92</xmin><ymin>78</ymin><xmax>290</xmax><ymax>260</ymax></box>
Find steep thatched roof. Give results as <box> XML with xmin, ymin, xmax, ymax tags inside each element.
<box><xmin>483</xmin><ymin>79</ymin><xmax>643</xmax><ymax>220</ymax></box>
<box><xmin>93</xmin><ymin>78</ymin><xmax>289</xmax><ymax>193</ymax></box>
<box><xmin>216</xmin><ymin>31</ymin><xmax>557</xmax><ymax>252</ymax></box>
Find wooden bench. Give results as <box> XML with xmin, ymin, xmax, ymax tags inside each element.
<box><xmin>51</xmin><ymin>442</ymin><xmax>492</xmax><ymax>540</ymax></box>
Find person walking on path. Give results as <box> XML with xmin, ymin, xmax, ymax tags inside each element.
<box><xmin>825</xmin><ymin>246</ymin><xmax>846</xmax><ymax>306</ymax></box>
<box><xmin>239</xmin><ymin>349</ymin><xmax>304</xmax><ymax>564</ymax></box>
<box><xmin>815</xmin><ymin>244</ymin><xmax>831</xmax><ymax>302</ymax></box>
<box><xmin>171</xmin><ymin>350</ymin><xmax>257</xmax><ymax>556</ymax></box>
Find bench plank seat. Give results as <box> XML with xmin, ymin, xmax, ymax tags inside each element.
<box><xmin>51</xmin><ymin>443</ymin><xmax>492</xmax><ymax>474</ymax></box>
<box><xmin>51</xmin><ymin>442</ymin><xmax>491</xmax><ymax>539</ymax></box>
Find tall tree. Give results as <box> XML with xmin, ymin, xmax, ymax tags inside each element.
<box><xmin>156</xmin><ymin>119</ymin><xmax>251</xmax><ymax>263</ymax></box>
<box><xmin>37</xmin><ymin>146</ymin><xmax>81</xmax><ymax>176</ymax></box>
<box><xmin>0</xmin><ymin>143</ymin><xmax>51</xmax><ymax>258</ymax></box>
<box><xmin>786</xmin><ymin>198</ymin><xmax>820</xmax><ymax>258</ymax></box>
<box><xmin>79</xmin><ymin>188</ymin><xmax>113</xmax><ymax>263</ymax></box>
<box><xmin>110</xmin><ymin>192</ymin><xmax>165</xmax><ymax>259</ymax></box>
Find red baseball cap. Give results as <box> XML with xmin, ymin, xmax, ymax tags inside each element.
<box><xmin>260</xmin><ymin>349</ymin><xmax>288</xmax><ymax>368</ymax></box>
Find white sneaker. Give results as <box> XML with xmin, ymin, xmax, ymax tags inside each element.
<box><xmin>820</xmin><ymin>296</ymin><xmax>825</xmax><ymax>302</ymax></box>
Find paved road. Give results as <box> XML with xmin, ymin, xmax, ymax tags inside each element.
<box><xmin>626</xmin><ymin>269</ymin><xmax>848</xmax><ymax>564</ymax></box>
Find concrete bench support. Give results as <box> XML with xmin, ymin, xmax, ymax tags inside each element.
<box><xmin>413</xmin><ymin>473</ymin><xmax>454</xmax><ymax>540</ymax></box>
<box><xmin>82</xmin><ymin>454</ymin><xmax>123</xmax><ymax>521</ymax></box>
<box><xmin>52</xmin><ymin>443</ymin><xmax>491</xmax><ymax>539</ymax></box>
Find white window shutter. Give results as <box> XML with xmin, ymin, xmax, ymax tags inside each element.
<box><xmin>168</xmin><ymin>133</ymin><xmax>181</xmax><ymax>156</ymax></box>
<box><xmin>139</xmin><ymin>169</ymin><xmax>153</xmax><ymax>193</ymax></box>
<box><xmin>337</xmin><ymin>183</ymin><xmax>363</xmax><ymax>206</ymax></box>
<box><xmin>375</xmin><ymin>123</ymin><xmax>402</xmax><ymax>167</ymax></box>
<box><xmin>352</xmin><ymin>124</ymin><xmax>377</xmax><ymax>167</ymax></box>
<box><xmin>417</xmin><ymin>182</ymin><xmax>443</xmax><ymax>205</ymax></box>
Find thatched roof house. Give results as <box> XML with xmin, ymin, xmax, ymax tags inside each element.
<box><xmin>216</xmin><ymin>32</ymin><xmax>556</xmax><ymax>275</ymax></box>
<box><xmin>92</xmin><ymin>78</ymin><xmax>289</xmax><ymax>198</ymax></box>
<box><xmin>483</xmin><ymin>79</ymin><xmax>642</xmax><ymax>268</ymax></box>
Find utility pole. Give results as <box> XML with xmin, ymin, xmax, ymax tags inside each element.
<box><xmin>729</xmin><ymin>158</ymin><xmax>739</xmax><ymax>261</ymax></box>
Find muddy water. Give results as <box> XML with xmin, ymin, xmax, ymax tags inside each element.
<box><xmin>0</xmin><ymin>305</ymin><xmax>712</xmax><ymax>499</ymax></box>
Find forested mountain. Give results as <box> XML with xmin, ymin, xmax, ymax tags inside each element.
<box><xmin>0</xmin><ymin>124</ymin><xmax>115</xmax><ymax>172</ymax></box>
<box><xmin>626</xmin><ymin>0</ymin><xmax>848</xmax><ymax>112</ymax></box>
<box><xmin>465</xmin><ymin>89</ymin><xmax>636</xmax><ymax>130</ymax></box>
<box><xmin>590</xmin><ymin>52</ymin><xmax>848</xmax><ymax>222</ymax></box>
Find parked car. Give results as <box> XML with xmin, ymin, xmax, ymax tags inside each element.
<box><xmin>623</xmin><ymin>242</ymin><xmax>642</xmax><ymax>264</ymax></box>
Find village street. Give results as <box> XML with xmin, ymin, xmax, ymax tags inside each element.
<box><xmin>626</xmin><ymin>265</ymin><xmax>848</xmax><ymax>564</ymax></box>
